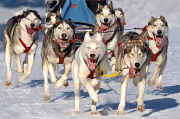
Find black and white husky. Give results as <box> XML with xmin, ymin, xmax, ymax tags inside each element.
<box><xmin>4</xmin><ymin>9</ymin><xmax>42</xmax><ymax>86</ymax></box>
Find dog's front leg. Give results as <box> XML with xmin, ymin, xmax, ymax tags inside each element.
<box><xmin>148</xmin><ymin>64</ymin><xmax>160</xmax><ymax>87</ymax></box>
<box><xmin>157</xmin><ymin>57</ymin><xmax>167</xmax><ymax>90</ymax></box>
<box><xmin>80</xmin><ymin>77</ymin><xmax>99</xmax><ymax>103</ymax></box>
<box><xmin>42</xmin><ymin>60</ymin><xmax>50</xmax><ymax>101</ymax></box>
<box><xmin>18</xmin><ymin>52</ymin><xmax>35</xmax><ymax>82</ymax></box>
<box><xmin>117</xmin><ymin>76</ymin><xmax>129</xmax><ymax>115</ymax></box>
<box><xmin>48</xmin><ymin>63</ymin><xmax>57</xmax><ymax>83</ymax></box>
<box><xmin>5</xmin><ymin>44</ymin><xmax>12</xmax><ymax>86</ymax></box>
<box><xmin>55</xmin><ymin>62</ymin><xmax>71</xmax><ymax>88</ymax></box>
<box><xmin>90</xmin><ymin>78</ymin><xmax>101</xmax><ymax>115</ymax></box>
<box><xmin>72</xmin><ymin>61</ymin><xmax>80</xmax><ymax>113</ymax></box>
<box><xmin>14</xmin><ymin>54</ymin><xmax>23</xmax><ymax>73</ymax></box>
<box><xmin>137</xmin><ymin>78</ymin><xmax>146</xmax><ymax>112</ymax></box>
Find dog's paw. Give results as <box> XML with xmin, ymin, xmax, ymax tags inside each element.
<box><xmin>63</xmin><ymin>80</ymin><xmax>69</xmax><ymax>87</ymax></box>
<box><xmin>91</xmin><ymin>111</ymin><xmax>100</xmax><ymax>115</ymax></box>
<box><xmin>117</xmin><ymin>109</ymin><xmax>124</xmax><ymax>115</ymax></box>
<box><xmin>5</xmin><ymin>81</ymin><xmax>11</xmax><ymax>86</ymax></box>
<box><xmin>74</xmin><ymin>110</ymin><xmax>80</xmax><ymax>114</ymax></box>
<box><xmin>157</xmin><ymin>84</ymin><xmax>163</xmax><ymax>90</ymax></box>
<box><xmin>51</xmin><ymin>78</ymin><xmax>57</xmax><ymax>83</ymax></box>
<box><xmin>137</xmin><ymin>105</ymin><xmax>144</xmax><ymax>112</ymax></box>
<box><xmin>16</xmin><ymin>68</ymin><xmax>23</xmax><ymax>73</ymax></box>
<box><xmin>44</xmin><ymin>95</ymin><xmax>50</xmax><ymax>101</ymax></box>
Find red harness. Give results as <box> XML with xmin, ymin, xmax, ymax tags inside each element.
<box><xmin>88</xmin><ymin>70</ymin><xmax>95</xmax><ymax>79</ymax></box>
<box><xmin>19</xmin><ymin>38</ymin><xmax>35</xmax><ymax>53</ymax></box>
<box><xmin>16</xmin><ymin>15</ymin><xmax>42</xmax><ymax>53</ymax></box>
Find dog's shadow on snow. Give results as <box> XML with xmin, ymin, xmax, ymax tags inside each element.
<box><xmin>96</xmin><ymin>98</ymin><xmax>179</xmax><ymax>116</ymax></box>
<box><xmin>0</xmin><ymin>0</ymin><xmax>44</xmax><ymax>8</ymax></box>
<box><xmin>50</xmin><ymin>88</ymin><xmax>113</xmax><ymax>102</ymax></box>
<box><xmin>151</xmin><ymin>85</ymin><xmax>180</xmax><ymax>96</ymax></box>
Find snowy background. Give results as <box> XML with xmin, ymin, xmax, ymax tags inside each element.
<box><xmin>0</xmin><ymin>0</ymin><xmax>180</xmax><ymax>119</ymax></box>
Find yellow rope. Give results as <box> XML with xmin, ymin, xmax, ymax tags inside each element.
<box><xmin>103</xmin><ymin>70</ymin><xmax>121</xmax><ymax>78</ymax></box>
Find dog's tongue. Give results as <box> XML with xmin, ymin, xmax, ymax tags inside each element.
<box><xmin>99</xmin><ymin>24</ymin><xmax>109</xmax><ymax>32</ymax></box>
<box><xmin>56</xmin><ymin>39</ymin><xmax>67</xmax><ymax>48</ymax></box>
<box><xmin>155</xmin><ymin>37</ymin><xmax>163</xmax><ymax>48</ymax></box>
<box><xmin>26</xmin><ymin>27</ymin><xmax>35</xmax><ymax>35</ymax></box>
<box><xmin>88</xmin><ymin>59</ymin><xmax>96</xmax><ymax>71</ymax></box>
<box><xmin>129</xmin><ymin>67</ymin><xmax>136</xmax><ymax>78</ymax></box>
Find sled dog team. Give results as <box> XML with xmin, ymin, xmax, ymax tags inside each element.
<box><xmin>3</xmin><ymin>2</ymin><xmax>168</xmax><ymax>115</ymax></box>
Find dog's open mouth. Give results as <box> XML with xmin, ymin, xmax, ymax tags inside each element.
<box><xmin>153</xmin><ymin>33</ymin><xmax>164</xmax><ymax>48</ymax></box>
<box><xmin>129</xmin><ymin>67</ymin><xmax>141</xmax><ymax>78</ymax></box>
<box><xmin>86</xmin><ymin>56</ymin><xmax>99</xmax><ymax>71</ymax></box>
<box><xmin>99</xmin><ymin>22</ymin><xmax>110</xmax><ymax>32</ymax></box>
<box><xmin>56</xmin><ymin>38</ymin><xmax>68</xmax><ymax>48</ymax></box>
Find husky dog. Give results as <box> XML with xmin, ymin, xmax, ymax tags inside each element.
<box><xmin>72</xmin><ymin>32</ymin><xmax>109</xmax><ymax>114</ymax></box>
<box><xmin>4</xmin><ymin>9</ymin><xmax>42</xmax><ymax>86</ymax></box>
<box><xmin>141</xmin><ymin>16</ymin><xmax>168</xmax><ymax>90</ymax></box>
<box><xmin>45</xmin><ymin>10</ymin><xmax>61</xmax><ymax>34</ymax></box>
<box><xmin>114</xmin><ymin>32</ymin><xmax>151</xmax><ymax>114</ymax></box>
<box><xmin>114</xmin><ymin>8</ymin><xmax>126</xmax><ymax>28</ymax></box>
<box><xmin>41</xmin><ymin>18</ymin><xmax>75</xmax><ymax>101</ymax></box>
<box><xmin>95</xmin><ymin>1</ymin><xmax>123</xmax><ymax>72</ymax></box>
<box><xmin>45</xmin><ymin>0</ymin><xmax>65</xmax><ymax>13</ymax></box>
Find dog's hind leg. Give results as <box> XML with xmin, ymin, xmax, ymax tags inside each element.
<box><xmin>18</xmin><ymin>52</ymin><xmax>35</xmax><ymax>82</ymax></box>
<box><xmin>117</xmin><ymin>76</ymin><xmax>129</xmax><ymax>115</ymax></box>
<box><xmin>42</xmin><ymin>60</ymin><xmax>50</xmax><ymax>101</ymax></box>
<box><xmin>48</xmin><ymin>63</ymin><xmax>57</xmax><ymax>83</ymax></box>
<box><xmin>148</xmin><ymin>65</ymin><xmax>159</xmax><ymax>87</ymax></box>
<box><xmin>55</xmin><ymin>63</ymin><xmax>71</xmax><ymax>89</ymax></box>
<box><xmin>5</xmin><ymin>41</ymin><xmax>12</xmax><ymax>86</ymax></box>
<box><xmin>137</xmin><ymin>78</ymin><xmax>145</xmax><ymax>112</ymax></box>
<box><xmin>14</xmin><ymin>54</ymin><xmax>22</xmax><ymax>73</ymax></box>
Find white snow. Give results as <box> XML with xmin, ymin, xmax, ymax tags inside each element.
<box><xmin>0</xmin><ymin>0</ymin><xmax>180</xmax><ymax>119</ymax></box>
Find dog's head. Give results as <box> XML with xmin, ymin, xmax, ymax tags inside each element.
<box><xmin>82</xmin><ymin>32</ymin><xmax>106</xmax><ymax>71</ymax></box>
<box><xmin>46</xmin><ymin>10</ymin><xmax>62</xmax><ymax>28</ymax></box>
<box><xmin>19</xmin><ymin>9</ymin><xmax>42</xmax><ymax>34</ymax></box>
<box><xmin>122</xmin><ymin>32</ymin><xmax>148</xmax><ymax>77</ymax></box>
<box><xmin>114</xmin><ymin>8</ymin><xmax>126</xmax><ymax>26</ymax></box>
<box><xmin>147</xmin><ymin>16</ymin><xmax>168</xmax><ymax>39</ymax></box>
<box><xmin>53</xmin><ymin>19</ymin><xmax>74</xmax><ymax>51</ymax></box>
<box><xmin>96</xmin><ymin>1</ymin><xmax>116</xmax><ymax>29</ymax></box>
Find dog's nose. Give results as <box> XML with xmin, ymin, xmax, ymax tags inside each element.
<box><xmin>157</xmin><ymin>30</ymin><xmax>162</xmax><ymax>35</ymax></box>
<box><xmin>135</xmin><ymin>63</ymin><xmax>140</xmax><ymax>68</ymax></box>
<box><xmin>62</xmin><ymin>33</ymin><xmax>67</xmax><ymax>39</ymax></box>
<box><xmin>90</xmin><ymin>54</ymin><xmax>96</xmax><ymax>58</ymax></box>
<box><xmin>30</xmin><ymin>23</ymin><xmax>35</xmax><ymax>28</ymax></box>
<box><xmin>104</xmin><ymin>18</ymin><xmax>109</xmax><ymax>23</ymax></box>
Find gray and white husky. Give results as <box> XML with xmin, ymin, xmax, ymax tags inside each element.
<box><xmin>41</xmin><ymin>19</ymin><xmax>75</xmax><ymax>101</ymax></box>
<box><xmin>4</xmin><ymin>9</ymin><xmax>42</xmax><ymax>86</ymax></box>
<box><xmin>95</xmin><ymin>1</ymin><xmax>124</xmax><ymax>72</ymax></box>
<box><xmin>114</xmin><ymin>32</ymin><xmax>151</xmax><ymax>114</ymax></box>
<box><xmin>141</xmin><ymin>16</ymin><xmax>168</xmax><ymax>90</ymax></box>
<box><xmin>72</xmin><ymin>32</ymin><xmax>109</xmax><ymax>114</ymax></box>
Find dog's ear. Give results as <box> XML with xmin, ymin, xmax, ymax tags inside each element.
<box><xmin>66</xmin><ymin>18</ymin><xmax>75</xmax><ymax>29</ymax></box>
<box><xmin>108</xmin><ymin>1</ymin><xmax>113</xmax><ymax>10</ymax></box>
<box><xmin>96</xmin><ymin>4</ymin><xmax>103</xmax><ymax>14</ymax></box>
<box><xmin>148</xmin><ymin>16</ymin><xmax>156</xmax><ymax>25</ymax></box>
<box><xmin>160</xmin><ymin>16</ymin><xmax>168</xmax><ymax>26</ymax></box>
<box><xmin>22</xmin><ymin>10</ymin><xmax>28</xmax><ymax>17</ymax></box>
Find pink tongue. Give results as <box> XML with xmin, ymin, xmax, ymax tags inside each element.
<box><xmin>56</xmin><ymin>39</ymin><xmax>67</xmax><ymax>48</ymax></box>
<box><xmin>155</xmin><ymin>37</ymin><xmax>163</xmax><ymax>48</ymax></box>
<box><xmin>99</xmin><ymin>24</ymin><xmax>108</xmax><ymax>32</ymax></box>
<box><xmin>129</xmin><ymin>67</ymin><xmax>136</xmax><ymax>78</ymax></box>
<box><xmin>88</xmin><ymin>59</ymin><xmax>96</xmax><ymax>70</ymax></box>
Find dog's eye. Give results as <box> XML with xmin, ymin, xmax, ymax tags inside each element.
<box><xmin>67</xmin><ymin>27</ymin><xmax>70</xmax><ymax>30</ymax></box>
<box><xmin>153</xmin><ymin>24</ymin><xmax>157</xmax><ymax>27</ymax></box>
<box><xmin>58</xmin><ymin>27</ymin><xmax>61</xmax><ymax>29</ymax></box>
<box><xmin>86</xmin><ymin>47</ymin><xmax>91</xmax><ymax>49</ymax></box>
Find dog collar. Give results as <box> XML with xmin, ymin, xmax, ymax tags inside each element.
<box><xmin>150</xmin><ymin>49</ymin><xmax>162</xmax><ymax>62</ymax></box>
<box><xmin>19</xmin><ymin>38</ymin><xmax>35</xmax><ymax>53</ymax></box>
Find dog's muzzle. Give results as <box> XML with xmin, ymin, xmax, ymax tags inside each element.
<box><xmin>84</xmin><ymin>55</ymin><xmax>99</xmax><ymax>71</ymax></box>
<box><xmin>56</xmin><ymin>38</ymin><xmax>69</xmax><ymax>49</ymax></box>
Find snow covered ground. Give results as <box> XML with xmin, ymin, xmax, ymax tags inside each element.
<box><xmin>0</xmin><ymin>0</ymin><xmax>180</xmax><ymax>119</ymax></box>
